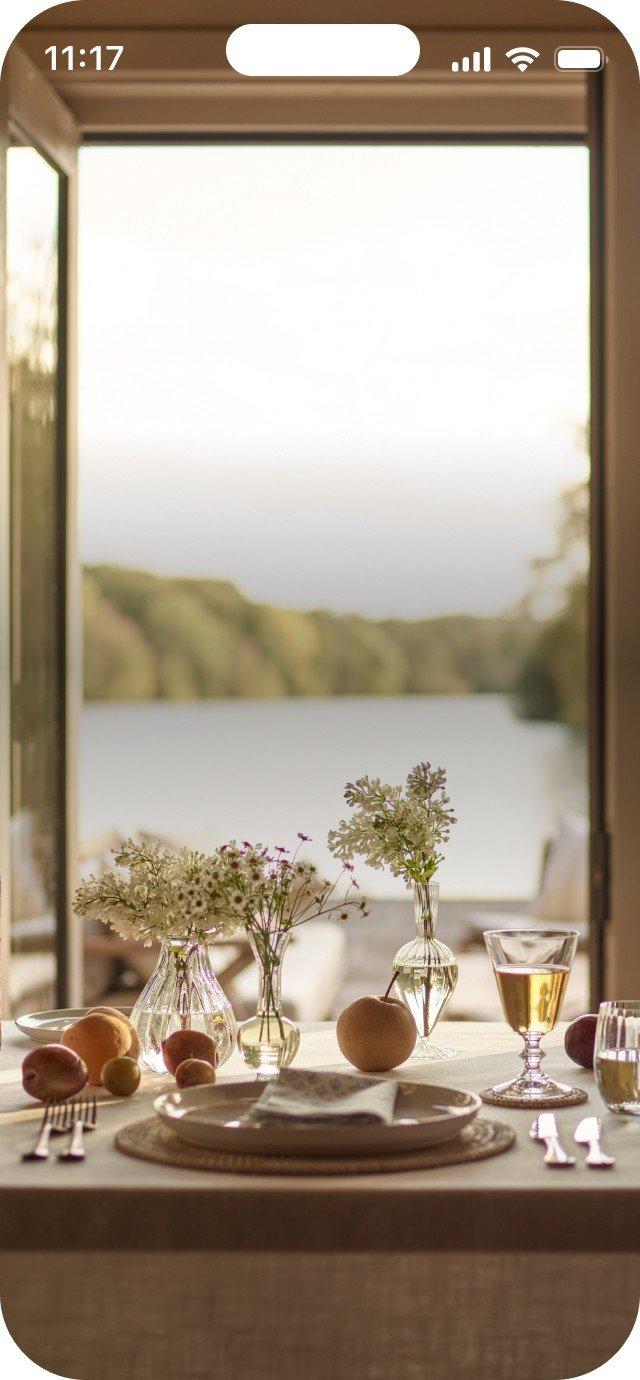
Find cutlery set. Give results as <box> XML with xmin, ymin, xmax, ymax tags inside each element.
<box><xmin>530</xmin><ymin>1113</ymin><xmax>614</xmax><ymax>1168</ymax></box>
<box><xmin>22</xmin><ymin>1096</ymin><xmax>98</xmax><ymax>1163</ymax></box>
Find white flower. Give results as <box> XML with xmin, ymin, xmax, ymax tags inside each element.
<box><xmin>328</xmin><ymin>762</ymin><xmax>456</xmax><ymax>888</ymax></box>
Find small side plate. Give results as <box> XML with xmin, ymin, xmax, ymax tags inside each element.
<box><xmin>16</xmin><ymin>1007</ymin><xmax>133</xmax><ymax>1043</ymax></box>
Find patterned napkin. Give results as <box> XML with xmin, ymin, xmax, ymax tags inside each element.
<box><xmin>243</xmin><ymin>1068</ymin><xmax>398</xmax><ymax>1126</ymax></box>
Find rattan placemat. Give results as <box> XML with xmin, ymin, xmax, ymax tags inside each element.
<box><xmin>115</xmin><ymin>1115</ymin><xmax>515</xmax><ymax>1175</ymax></box>
<box><xmin>481</xmin><ymin>1087</ymin><xmax>588</xmax><ymax>1110</ymax></box>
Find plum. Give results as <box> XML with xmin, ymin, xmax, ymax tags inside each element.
<box><xmin>161</xmin><ymin>1028</ymin><xmax>218</xmax><ymax>1075</ymax></box>
<box><xmin>175</xmin><ymin>1058</ymin><xmax>216</xmax><ymax>1089</ymax></box>
<box><xmin>564</xmin><ymin>1013</ymin><xmax>598</xmax><ymax>1069</ymax></box>
<box><xmin>22</xmin><ymin>1044</ymin><xmax>88</xmax><ymax>1102</ymax></box>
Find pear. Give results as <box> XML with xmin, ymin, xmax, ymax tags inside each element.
<box><xmin>337</xmin><ymin>975</ymin><xmax>416</xmax><ymax>1072</ymax></box>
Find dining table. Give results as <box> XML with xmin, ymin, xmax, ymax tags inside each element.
<box><xmin>1</xmin><ymin>1017</ymin><xmax>638</xmax><ymax>1380</ymax></box>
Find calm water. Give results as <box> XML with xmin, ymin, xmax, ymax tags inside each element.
<box><xmin>80</xmin><ymin>695</ymin><xmax>586</xmax><ymax>900</ymax></box>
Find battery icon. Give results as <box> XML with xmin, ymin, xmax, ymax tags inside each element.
<box><xmin>555</xmin><ymin>47</ymin><xmax>605</xmax><ymax>71</ymax></box>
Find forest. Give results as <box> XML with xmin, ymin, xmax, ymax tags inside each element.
<box><xmin>84</xmin><ymin>500</ymin><xmax>586</xmax><ymax>730</ymax></box>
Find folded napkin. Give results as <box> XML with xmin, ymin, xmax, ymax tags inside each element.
<box><xmin>243</xmin><ymin>1068</ymin><xmax>398</xmax><ymax>1126</ymax></box>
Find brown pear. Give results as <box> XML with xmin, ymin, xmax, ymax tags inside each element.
<box><xmin>337</xmin><ymin>977</ymin><xmax>416</xmax><ymax>1072</ymax></box>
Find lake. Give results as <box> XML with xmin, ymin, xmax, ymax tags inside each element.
<box><xmin>80</xmin><ymin>695</ymin><xmax>586</xmax><ymax>900</ymax></box>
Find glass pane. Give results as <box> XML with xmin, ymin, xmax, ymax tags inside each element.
<box><xmin>7</xmin><ymin>131</ymin><xmax>62</xmax><ymax>1015</ymax></box>
<box><xmin>79</xmin><ymin>144</ymin><xmax>589</xmax><ymax>1017</ymax></box>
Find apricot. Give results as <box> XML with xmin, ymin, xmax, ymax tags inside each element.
<box><xmin>22</xmin><ymin>1044</ymin><xmax>88</xmax><ymax>1102</ymax></box>
<box><xmin>175</xmin><ymin>1058</ymin><xmax>216</xmax><ymax>1089</ymax></box>
<box><xmin>102</xmin><ymin>1056</ymin><xmax>141</xmax><ymax>1097</ymax></box>
<box><xmin>88</xmin><ymin>1006</ymin><xmax>141</xmax><ymax>1061</ymax></box>
<box><xmin>61</xmin><ymin>1013</ymin><xmax>130</xmax><ymax>1085</ymax></box>
<box><xmin>161</xmin><ymin>1028</ymin><xmax>218</xmax><ymax>1075</ymax></box>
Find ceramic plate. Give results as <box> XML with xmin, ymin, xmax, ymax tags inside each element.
<box><xmin>16</xmin><ymin>1007</ymin><xmax>133</xmax><ymax>1043</ymax></box>
<box><xmin>154</xmin><ymin>1080</ymin><xmax>481</xmax><ymax>1157</ymax></box>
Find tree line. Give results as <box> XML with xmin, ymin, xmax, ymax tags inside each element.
<box><xmin>83</xmin><ymin>550</ymin><xmax>585</xmax><ymax>728</ymax></box>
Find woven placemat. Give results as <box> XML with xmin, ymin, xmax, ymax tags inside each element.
<box><xmin>481</xmin><ymin>1086</ymin><xmax>588</xmax><ymax>1110</ymax></box>
<box><xmin>116</xmin><ymin>1115</ymin><xmax>515</xmax><ymax>1176</ymax></box>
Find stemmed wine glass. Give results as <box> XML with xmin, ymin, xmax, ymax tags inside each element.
<box><xmin>483</xmin><ymin>929</ymin><xmax>579</xmax><ymax>1105</ymax></box>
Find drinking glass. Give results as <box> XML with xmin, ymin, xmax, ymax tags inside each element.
<box><xmin>595</xmin><ymin>1001</ymin><xmax>640</xmax><ymax>1115</ymax></box>
<box><xmin>484</xmin><ymin>929</ymin><xmax>579</xmax><ymax>1105</ymax></box>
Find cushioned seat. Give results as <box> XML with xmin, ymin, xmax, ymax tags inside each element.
<box><xmin>232</xmin><ymin>920</ymin><xmax>347</xmax><ymax>1023</ymax></box>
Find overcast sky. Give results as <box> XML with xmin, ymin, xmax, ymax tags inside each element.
<box><xmin>78</xmin><ymin>144</ymin><xmax>589</xmax><ymax>619</ymax></box>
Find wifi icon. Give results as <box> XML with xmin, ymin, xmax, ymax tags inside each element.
<box><xmin>505</xmin><ymin>45</ymin><xmax>540</xmax><ymax>72</ymax></box>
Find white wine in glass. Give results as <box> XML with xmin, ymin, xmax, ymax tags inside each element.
<box><xmin>484</xmin><ymin>930</ymin><xmax>580</xmax><ymax>1105</ymax></box>
<box><xmin>494</xmin><ymin>964</ymin><xmax>570</xmax><ymax>1036</ymax></box>
<box><xmin>595</xmin><ymin>1001</ymin><xmax>640</xmax><ymax>1116</ymax></box>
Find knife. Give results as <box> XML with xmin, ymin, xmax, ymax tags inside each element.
<box><xmin>530</xmin><ymin>1112</ymin><xmax>576</xmax><ymax>1167</ymax></box>
<box><xmin>574</xmin><ymin>1116</ymin><xmax>615</xmax><ymax>1168</ymax></box>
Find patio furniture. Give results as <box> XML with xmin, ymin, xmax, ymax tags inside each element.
<box><xmin>462</xmin><ymin>813</ymin><xmax>589</xmax><ymax>949</ymax></box>
<box><xmin>1</xmin><ymin>1019</ymin><xmax>637</xmax><ymax>1380</ymax></box>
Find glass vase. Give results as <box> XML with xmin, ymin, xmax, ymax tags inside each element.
<box><xmin>237</xmin><ymin>930</ymin><xmax>300</xmax><ymax>1077</ymax></box>
<box><xmin>392</xmin><ymin>881</ymin><xmax>458</xmax><ymax>1060</ymax></box>
<box><xmin>130</xmin><ymin>936</ymin><xmax>237</xmax><ymax>1073</ymax></box>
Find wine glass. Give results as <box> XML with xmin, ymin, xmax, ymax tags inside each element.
<box><xmin>595</xmin><ymin>1001</ymin><xmax>640</xmax><ymax>1115</ymax></box>
<box><xmin>483</xmin><ymin>928</ymin><xmax>579</xmax><ymax>1105</ymax></box>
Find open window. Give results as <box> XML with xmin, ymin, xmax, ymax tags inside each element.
<box><xmin>2</xmin><ymin>5</ymin><xmax>640</xmax><ymax>1015</ymax></box>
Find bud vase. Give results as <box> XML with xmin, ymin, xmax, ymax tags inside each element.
<box><xmin>130</xmin><ymin>936</ymin><xmax>237</xmax><ymax>1073</ymax></box>
<box><xmin>237</xmin><ymin>930</ymin><xmax>300</xmax><ymax>1077</ymax></box>
<box><xmin>392</xmin><ymin>881</ymin><xmax>458</xmax><ymax>1060</ymax></box>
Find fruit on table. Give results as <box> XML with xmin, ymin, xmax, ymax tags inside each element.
<box><xmin>22</xmin><ymin>1044</ymin><xmax>88</xmax><ymax>1102</ymax></box>
<box><xmin>88</xmin><ymin>1006</ymin><xmax>141</xmax><ymax>1061</ymax></box>
<box><xmin>337</xmin><ymin>979</ymin><xmax>417</xmax><ymax>1072</ymax></box>
<box><xmin>175</xmin><ymin>1058</ymin><xmax>216</xmax><ymax>1089</ymax></box>
<box><xmin>61</xmin><ymin>1012</ymin><xmax>130</xmax><ymax>1085</ymax></box>
<box><xmin>161</xmin><ymin>1029</ymin><xmax>219</xmax><ymax>1075</ymax></box>
<box><xmin>102</xmin><ymin>1055</ymin><xmax>141</xmax><ymax>1097</ymax></box>
<box><xmin>564</xmin><ymin>1013</ymin><xmax>598</xmax><ymax>1069</ymax></box>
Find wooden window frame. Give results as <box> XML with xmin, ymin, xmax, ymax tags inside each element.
<box><xmin>0</xmin><ymin>46</ymin><xmax>81</xmax><ymax>1010</ymax></box>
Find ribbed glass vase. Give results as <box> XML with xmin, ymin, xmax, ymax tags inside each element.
<box><xmin>392</xmin><ymin>881</ymin><xmax>458</xmax><ymax>1060</ymax></box>
<box><xmin>130</xmin><ymin>936</ymin><xmax>237</xmax><ymax>1073</ymax></box>
<box><xmin>237</xmin><ymin>930</ymin><xmax>300</xmax><ymax>1077</ymax></box>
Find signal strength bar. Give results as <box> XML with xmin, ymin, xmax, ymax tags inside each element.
<box><xmin>451</xmin><ymin>46</ymin><xmax>492</xmax><ymax>73</ymax></box>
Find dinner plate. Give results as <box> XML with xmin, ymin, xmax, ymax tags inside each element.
<box><xmin>154</xmin><ymin>1080</ymin><xmax>481</xmax><ymax>1157</ymax></box>
<box><xmin>16</xmin><ymin>1007</ymin><xmax>133</xmax><ymax>1043</ymax></box>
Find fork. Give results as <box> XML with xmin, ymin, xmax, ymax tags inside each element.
<box><xmin>22</xmin><ymin>1100</ymin><xmax>76</xmax><ymax>1161</ymax></box>
<box><xmin>57</xmin><ymin>1095</ymin><xmax>98</xmax><ymax>1162</ymax></box>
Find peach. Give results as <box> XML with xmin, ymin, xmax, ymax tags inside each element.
<box><xmin>88</xmin><ymin>1006</ymin><xmax>141</xmax><ymax>1061</ymax></box>
<box><xmin>175</xmin><ymin>1058</ymin><xmax>216</xmax><ymax>1089</ymax></box>
<box><xmin>102</xmin><ymin>1056</ymin><xmax>141</xmax><ymax>1097</ymax></box>
<box><xmin>161</xmin><ymin>1029</ymin><xmax>218</xmax><ymax>1075</ymax></box>
<box><xmin>22</xmin><ymin>1044</ymin><xmax>88</xmax><ymax>1102</ymax></box>
<box><xmin>61</xmin><ymin>1013</ymin><xmax>130</xmax><ymax>1085</ymax></box>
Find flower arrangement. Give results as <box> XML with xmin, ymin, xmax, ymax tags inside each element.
<box><xmin>73</xmin><ymin>838</ymin><xmax>243</xmax><ymax>946</ymax></box>
<box><xmin>74</xmin><ymin>833</ymin><xmax>369</xmax><ymax>1076</ymax></box>
<box><xmin>214</xmin><ymin>835</ymin><xmax>369</xmax><ymax>937</ymax></box>
<box><xmin>328</xmin><ymin>761</ymin><xmax>456</xmax><ymax>887</ymax></box>
<box><xmin>73</xmin><ymin>834</ymin><xmax>368</xmax><ymax>945</ymax></box>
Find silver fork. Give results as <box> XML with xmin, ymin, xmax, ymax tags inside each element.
<box><xmin>22</xmin><ymin>1100</ymin><xmax>75</xmax><ymax>1161</ymax></box>
<box><xmin>57</xmin><ymin>1095</ymin><xmax>98</xmax><ymax>1162</ymax></box>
